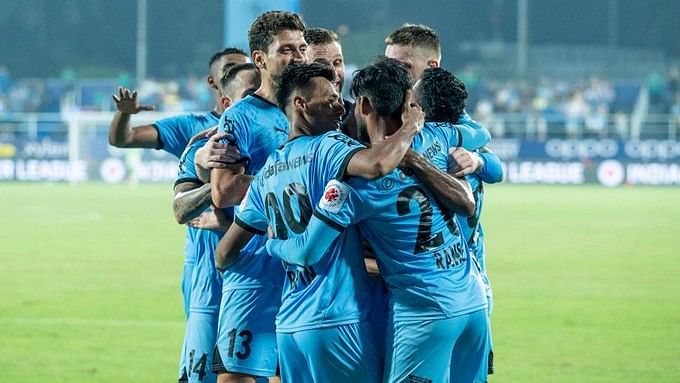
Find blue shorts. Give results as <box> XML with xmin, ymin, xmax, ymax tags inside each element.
<box><xmin>181</xmin><ymin>262</ymin><xmax>195</xmax><ymax>319</ymax></box>
<box><xmin>178</xmin><ymin>310</ymin><xmax>219</xmax><ymax>383</ymax></box>
<box><xmin>277</xmin><ymin>322</ymin><xmax>381</xmax><ymax>383</ymax></box>
<box><xmin>384</xmin><ymin>309</ymin><xmax>488</xmax><ymax>383</ymax></box>
<box><xmin>212</xmin><ymin>287</ymin><xmax>280</xmax><ymax>377</ymax></box>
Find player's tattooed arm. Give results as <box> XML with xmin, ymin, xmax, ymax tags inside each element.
<box><xmin>173</xmin><ymin>181</ymin><xmax>213</xmax><ymax>224</ymax></box>
<box><xmin>346</xmin><ymin>91</ymin><xmax>425</xmax><ymax>179</ymax></box>
<box><xmin>215</xmin><ymin>223</ymin><xmax>254</xmax><ymax>271</ymax></box>
<box><xmin>210</xmin><ymin>165</ymin><xmax>254</xmax><ymax>209</ymax></box>
<box><xmin>401</xmin><ymin>149</ymin><xmax>476</xmax><ymax>217</ymax></box>
<box><xmin>109</xmin><ymin>86</ymin><xmax>159</xmax><ymax>148</ymax></box>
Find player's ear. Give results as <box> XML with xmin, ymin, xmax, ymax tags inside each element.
<box><xmin>357</xmin><ymin>96</ymin><xmax>372</xmax><ymax>116</ymax></box>
<box><xmin>221</xmin><ymin>95</ymin><xmax>232</xmax><ymax>110</ymax></box>
<box><xmin>294</xmin><ymin>95</ymin><xmax>305</xmax><ymax>114</ymax></box>
<box><xmin>427</xmin><ymin>59</ymin><xmax>439</xmax><ymax>69</ymax></box>
<box><xmin>252</xmin><ymin>51</ymin><xmax>267</xmax><ymax>70</ymax></box>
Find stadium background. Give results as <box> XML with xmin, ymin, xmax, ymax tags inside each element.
<box><xmin>1</xmin><ymin>0</ymin><xmax>678</xmax><ymax>382</ymax></box>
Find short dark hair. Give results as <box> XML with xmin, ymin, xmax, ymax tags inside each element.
<box><xmin>416</xmin><ymin>67</ymin><xmax>468</xmax><ymax>123</ymax></box>
<box><xmin>385</xmin><ymin>24</ymin><xmax>440</xmax><ymax>55</ymax></box>
<box><xmin>248</xmin><ymin>11</ymin><xmax>306</xmax><ymax>54</ymax></box>
<box><xmin>220</xmin><ymin>63</ymin><xmax>259</xmax><ymax>96</ymax></box>
<box><xmin>350</xmin><ymin>57</ymin><xmax>413</xmax><ymax>119</ymax></box>
<box><xmin>208</xmin><ymin>47</ymin><xmax>247</xmax><ymax>69</ymax></box>
<box><xmin>276</xmin><ymin>63</ymin><xmax>335</xmax><ymax>112</ymax></box>
<box><xmin>304</xmin><ymin>28</ymin><xmax>339</xmax><ymax>45</ymax></box>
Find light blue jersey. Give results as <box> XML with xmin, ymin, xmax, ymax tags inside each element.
<box><xmin>175</xmin><ymin>138</ymin><xmax>225</xmax><ymax>383</ymax></box>
<box><xmin>176</xmin><ymin>138</ymin><xmax>226</xmax><ymax>312</ymax></box>
<box><xmin>212</xmin><ymin>94</ymin><xmax>289</xmax><ymax>377</ymax></box>
<box><xmin>454</xmin><ymin>150</ymin><xmax>503</xmax><ymax>379</ymax></box>
<box><xmin>216</xmin><ymin>94</ymin><xmax>290</xmax><ymax>289</ymax></box>
<box><xmin>455</xmin><ymin>111</ymin><xmax>491</xmax><ymax>150</ymax></box>
<box><xmin>457</xmin><ymin>151</ymin><xmax>503</xmax><ymax>279</ymax></box>
<box><xmin>314</xmin><ymin>123</ymin><xmax>487</xmax><ymax>322</ymax></box>
<box><xmin>156</xmin><ymin>111</ymin><xmax>219</xmax><ymax>382</ymax></box>
<box><xmin>236</xmin><ymin>131</ymin><xmax>371</xmax><ymax>332</ymax></box>
<box><xmin>156</xmin><ymin>111</ymin><xmax>220</xmax><ymax>158</ymax></box>
<box><xmin>265</xmin><ymin>122</ymin><xmax>491</xmax><ymax>382</ymax></box>
<box><xmin>157</xmin><ymin>111</ymin><xmax>220</xmax><ymax>316</ymax></box>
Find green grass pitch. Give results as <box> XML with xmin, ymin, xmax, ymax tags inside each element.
<box><xmin>1</xmin><ymin>183</ymin><xmax>678</xmax><ymax>382</ymax></box>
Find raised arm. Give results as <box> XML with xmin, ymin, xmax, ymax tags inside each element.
<box><xmin>347</xmin><ymin>97</ymin><xmax>425</xmax><ymax>179</ymax></box>
<box><xmin>266</xmin><ymin>212</ymin><xmax>342</xmax><ymax>266</ymax></box>
<box><xmin>401</xmin><ymin>149</ymin><xmax>475</xmax><ymax>217</ymax></box>
<box><xmin>109</xmin><ymin>87</ymin><xmax>159</xmax><ymax>148</ymax></box>
<box><xmin>173</xmin><ymin>181</ymin><xmax>213</xmax><ymax>224</ymax></box>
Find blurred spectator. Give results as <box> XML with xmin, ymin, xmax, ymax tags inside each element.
<box><xmin>5</xmin><ymin>71</ymin><xmax>680</xmax><ymax>140</ymax></box>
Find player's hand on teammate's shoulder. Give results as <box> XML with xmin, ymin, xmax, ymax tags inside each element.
<box><xmin>400</xmin><ymin>90</ymin><xmax>425</xmax><ymax>135</ymax></box>
<box><xmin>112</xmin><ymin>86</ymin><xmax>154</xmax><ymax>114</ymax></box>
<box><xmin>448</xmin><ymin>147</ymin><xmax>484</xmax><ymax>178</ymax></box>
<box><xmin>198</xmin><ymin>131</ymin><xmax>240</xmax><ymax>170</ymax></box>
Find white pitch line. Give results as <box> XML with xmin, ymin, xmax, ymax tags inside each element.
<box><xmin>0</xmin><ymin>317</ymin><xmax>184</xmax><ymax>328</ymax></box>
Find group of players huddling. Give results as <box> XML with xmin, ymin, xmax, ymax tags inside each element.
<box><xmin>109</xmin><ymin>10</ymin><xmax>503</xmax><ymax>383</ymax></box>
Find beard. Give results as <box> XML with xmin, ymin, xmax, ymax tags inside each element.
<box><xmin>355</xmin><ymin>119</ymin><xmax>371</xmax><ymax>144</ymax></box>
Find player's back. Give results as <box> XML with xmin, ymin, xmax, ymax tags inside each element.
<box><xmin>347</xmin><ymin>170</ymin><xmax>485</xmax><ymax>320</ymax></box>
<box><xmin>337</xmin><ymin>123</ymin><xmax>486</xmax><ymax>321</ymax></box>
<box><xmin>241</xmin><ymin>131</ymin><xmax>372</xmax><ymax>332</ymax></box>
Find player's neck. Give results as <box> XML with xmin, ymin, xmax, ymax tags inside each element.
<box><xmin>368</xmin><ymin>117</ymin><xmax>399</xmax><ymax>144</ymax></box>
<box><xmin>289</xmin><ymin>116</ymin><xmax>316</xmax><ymax>139</ymax></box>
<box><xmin>254</xmin><ymin>78</ymin><xmax>278</xmax><ymax>105</ymax></box>
<box><xmin>212</xmin><ymin>92</ymin><xmax>225</xmax><ymax>115</ymax></box>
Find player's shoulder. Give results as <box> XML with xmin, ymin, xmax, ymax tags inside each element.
<box><xmin>423</xmin><ymin>121</ymin><xmax>456</xmax><ymax>134</ymax></box>
<box><xmin>193</xmin><ymin>110</ymin><xmax>221</xmax><ymax>124</ymax></box>
<box><xmin>179</xmin><ymin>137</ymin><xmax>207</xmax><ymax>162</ymax></box>
<box><xmin>223</xmin><ymin>95</ymin><xmax>257</xmax><ymax>118</ymax></box>
<box><xmin>226</xmin><ymin>95</ymin><xmax>286</xmax><ymax>127</ymax></box>
<box><xmin>318</xmin><ymin>130</ymin><xmax>365</xmax><ymax>148</ymax></box>
<box><xmin>171</xmin><ymin>111</ymin><xmax>214</xmax><ymax>125</ymax></box>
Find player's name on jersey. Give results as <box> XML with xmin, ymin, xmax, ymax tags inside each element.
<box><xmin>433</xmin><ymin>242</ymin><xmax>467</xmax><ymax>270</ymax></box>
<box><xmin>421</xmin><ymin>140</ymin><xmax>444</xmax><ymax>161</ymax></box>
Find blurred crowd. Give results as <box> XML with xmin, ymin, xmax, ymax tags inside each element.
<box><xmin>1</xmin><ymin>64</ymin><xmax>679</xmax><ymax>139</ymax></box>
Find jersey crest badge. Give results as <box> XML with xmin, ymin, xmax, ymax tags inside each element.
<box><xmin>319</xmin><ymin>179</ymin><xmax>349</xmax><ymax>213</ymax></box>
